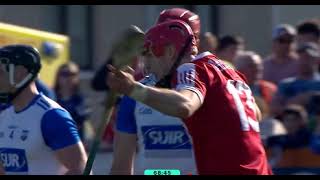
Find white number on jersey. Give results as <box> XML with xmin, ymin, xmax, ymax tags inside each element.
<box><xmin>226</xmin><ymin>80</ymin><xmax>260</xmax><ymax>132</ymax></box>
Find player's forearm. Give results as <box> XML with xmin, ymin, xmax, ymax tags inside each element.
<box><xmin>129</xmin><ymin>83</ymin><xmax>193</xmax><ymax>119</ymax></box>
<box><xmin>64</xmin><ymin>169</ymin><xmax>87</xmax><ymax>175</ymax></box>
<box><xmin>110</xmin><ymin>166</ymin><xmax>133</xmax><ymax>175</ymax></box>
<box><xmin>55</xmin><ymin>143</ymin><xmax>88</xmax><ymax>175</ymax></box>
<box><xmin>0</xmin><ymin>163</ymin><xmax>5</xmax><ymax>175</ymax></box>
<box><xmin>110</xmin><ymin>155</ymin><xmax>134</xmax><ymax>175</ymax></box>
<box><xmin>110</xmin><ymin>132</ymin><xmax>136</xmax><ymax>175</ymax></box>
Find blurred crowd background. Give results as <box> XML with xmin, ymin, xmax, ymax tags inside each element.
<box><xmin>1</xmin><ymin>5</ymin><xmax>320</xmax><ymax>175</ymax></box>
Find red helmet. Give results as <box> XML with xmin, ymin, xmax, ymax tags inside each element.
<box><xmin>157</xmin><ymin>8</ymin><xmax>201</xmax><ymax>41</ymax></box>
<box><xmin>144</xmin><ymin>19</ymin><xmax>196</xmax><ymax>58</ymax></box>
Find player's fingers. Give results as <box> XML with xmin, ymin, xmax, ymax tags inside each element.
<box><xmin>122</xmin><ymin>66</ymin><xmax>135</xmax><ymax>75</ymax></box>
<box><xmin>115</xmin><ymin>69</ymin><xmax>128</xmax><ymax>79</ymax></box>
<box><xmin>108</xmin><ymin>64</ymin><xmax>126</xmax><ymax>77</ymax></box>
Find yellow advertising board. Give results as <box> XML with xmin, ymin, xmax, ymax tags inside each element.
<box><xmin>0</xmin><ymin>22</ymin><xmax>69</xmax><ymax>87</ymax></box>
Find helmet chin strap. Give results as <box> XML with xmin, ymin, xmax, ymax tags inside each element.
<box><xmin>9</xmin><ymin>64</ymin><xmax>33</xmax><ymax>89</ymax></box>
<box><xmin>0</xmin><ymin>64</ymin><xmax>35</xmax><ymax>104</ymax></box>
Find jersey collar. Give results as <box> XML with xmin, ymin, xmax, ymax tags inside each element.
<box><xmin>192</xmin><ymin>51</ymin><xmax>213</xmax><ymax>62</ymax></box>
<box><xmin>14</xmin><ymin>93</ymin><xmax>41</xmax><ymax>114</ymax></box>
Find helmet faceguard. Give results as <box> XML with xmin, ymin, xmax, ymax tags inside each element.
<box><xmin>0</xmin><ymin>45</ymin><xmax>41</xmax><ymax>104</ymax></box>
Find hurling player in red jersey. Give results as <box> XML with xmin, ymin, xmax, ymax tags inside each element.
<box><xmin>107</xmin><ymin>19</ymin><xmax>272</xmax><ymax>175</ymax></box>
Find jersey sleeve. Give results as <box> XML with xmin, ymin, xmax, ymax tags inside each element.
<box><xmin>175</xmin><ymin>63</ymin><xmax>208</xmax><ymax>104</ymax></box>
<box><xmin>116</xmin><ymin>96</ymin><xmax>137</xmax><ymax>134</ymax></box>
<box><xmin>41</xmin><ymin>109</ymin><xmax>81</xmax><ymax>151</ymax></box>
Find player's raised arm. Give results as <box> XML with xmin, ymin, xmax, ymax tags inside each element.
<box><xmin>110</xmin><ymin>96</ymin><xmax>138</xmax><ymax>175</ymax></box>
<box><xmin>110</xmin><ymin>131</ymin><xmax>137</xmax><ymax>175</ymax></box>
<box><xmin>107</xmin><ymin>67</ymin><xmax>201</xmax><ymax>119</ymax></box>
<box><xmin>107</xmin><ymin>20</ymin><xmax>202</xmax><ymax>119</ymax></box>
<box><xmin>0</xmin><ymin>161</ymin><xmax>5</xmax><ymax>175</ymax></box>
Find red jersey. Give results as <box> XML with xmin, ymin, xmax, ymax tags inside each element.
<box><xmin>174</xmin><ymin>52</ymin><xmax>272</xmax><ymax>175</ymax></box>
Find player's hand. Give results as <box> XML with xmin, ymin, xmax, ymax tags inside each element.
<box><xmin>106</xmin><ymin>64</ymin><xmax>137</xmax><ymax>95</ymax></box>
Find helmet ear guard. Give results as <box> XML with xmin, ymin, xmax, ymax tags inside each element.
<box><xmin>0</xmin><ymin>44</ymin><xmax>41</xmax><ymax>104</ymax></box>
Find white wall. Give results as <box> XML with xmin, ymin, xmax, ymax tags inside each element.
<box><xmin>0</xmin><ymin>5</ymin><xmax>61</xmax><ymax>33</ymax></box>
<box><xmin>211</xmin><ymin>5</ymin><xmax>320</xmax><ymax>58</ymax></box>
<box><xmin>92</xmin><ymin>5</ymin><xmax>146</xmax><ymax>68</ymax></box>
<box><xmin>272</xmin><ymin>5</ymin><xmax>320</xmax><ymax>27</ymax></box>
<box><xmin>218</xmin><ymin>5</ymin><xmax>273</xmax><ymax>57</ymax></box>
<box><xmin>92</xmin><ymin>5</ymin><xmax>189</xmax><ymax>68</ymax></box>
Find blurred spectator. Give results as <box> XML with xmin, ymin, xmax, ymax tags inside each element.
<box><xmin>35</xmin><ymin>79</ymin><xmax>56</xmax><ymax>101</ymax></box>
<box><xmin>199</xmin><ymin>32</ymin><xmax>234</xmax><ymax>68</ymax></box>
<box><xmin>54</xmin><ymin>62</ymin><xmax>91</xmax><ymax>140</ymax></box>
<box><xmin>255</xmin><ymin>96</ymin><xmax>286</xmax><ymax>168</ymax></box>
<box><xmin>266</xmin><ymin>104</ymin><xmax>312</xmax><ymax>167</ymax></box>
<box><xmin>255</xmin><ymin>96</ymin><xmax>287</xmax><ymax>144</ymax></box>
<box><xmin>280</xmin><ymin>105</ymin><xmax>311</xmax><ymax>145</ymax></box>
<box><xmin>91</xmin><ymin>56</ymin><xmax>144</xmax><ymax>92</ymax></box>
<box><xmin>263</xmin><ymin>24</ymin><xmax>299</xmax><ymax>85</ymax></box>
<box><xmin>216</xmin><ymin>35</ymin><xmax>245</xmax><ymax>65</ymax></box>
<box><xmin>199</xmin><ymin>32</ymin><xmax>218</xmax><ymax>53</ymax></box>
<box><xmin>296</xmin><ymin>19</ymin><xmax>320</xmax><ymax>45</ymax></box>
<box><xmin>234</xmin><ymin>51</ymin><xmax>277</xmax><ymax>104</ymax></box>
<box><xmin>271</xmin><ymin>42</ymin><xmax>320</xmax><ymax>116</ymax></box>
<box><xmin>91</xmin><ymin>56</ymin><xmax>113</xmax><ymax>92</ymax></box>
<box><xmin>306</xmin><ymin>93</ymin><xmax>320</xmax><ymax>130</ymax></box>
<box><xmin>309</xmin><ymin>92</ymin><xmax>320</xmax><ymax>151</ymax></box>
<box><xmin>310</xmin><ymin>104</ymin><xmax>320</xmax><ymax>154</ymax></box>
<box><xmin>296</xmin><ymin>19</ymin><xmax>320</xmax><ymax>73</ymax></box>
